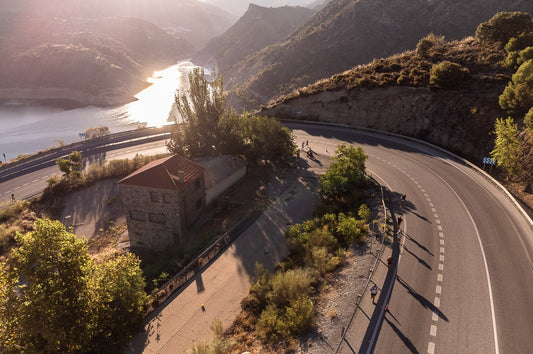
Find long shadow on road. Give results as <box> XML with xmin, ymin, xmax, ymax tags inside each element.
<box><xmin>396</xmin><ymin>274</ymin><xmax>449</xmax><ymax>322</ymax></box>
<box><xmin>384</xmin><ymin>315</ymin><xmax>419</xmax><ymax>353</ymax></box>
<box><xmin>402</xmin><ymin>244</ymin><xmax>432</xmax><ymax>271</ymax></box>
<box><xmin>404</xmin><ymin>231</ymin><xmax>434</xmax><ymax>256</ymax></box>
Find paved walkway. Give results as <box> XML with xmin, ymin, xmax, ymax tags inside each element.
<box><xmin>127</xmin><ymin>168</ymin><xmax>319</xmax><ymax>353</ymax></box>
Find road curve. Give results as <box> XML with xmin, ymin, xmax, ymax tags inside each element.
<box><xmin>288</xmin><ymin>123</ymin><xmax>533</xmax><ymax>354</ymax></box>
<box><xmin>1</xmin><ymin>123</ymin><xmax>532</xmax><ymax>353</ymax></box>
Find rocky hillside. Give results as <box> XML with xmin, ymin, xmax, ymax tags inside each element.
<box><xmin>0</xmin><ymin>16</ymin><xmax>193</xmax><ymax>107</ymax></box>
<box><xmin>261</xmin><ymin>36</ymin><xmax>509</xmax><ymax>160</ymax></box>
<box><xmin>224</xmin><ymin>0</ymin><xmax>533</xmax><ymax>110</ymax></box>
<box><xmin>193</xmin><ymin>4</ymin><xmax>315</xmax><ymax>74</ymax></box>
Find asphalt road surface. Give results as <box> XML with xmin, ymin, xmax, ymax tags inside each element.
<box><xmin>1</xmin><ymin>122</ymin><xmax>531</xmax><ymax>353</ymax></box>
<box><xmin>0</xmin><ymin>140</ymin><xmax>168</xmax><ymax>202</ymax></box>
<box><xmin>288</xmin><ymin>123</ymin><xmax>532</xmax><ymax>354</ymax></box>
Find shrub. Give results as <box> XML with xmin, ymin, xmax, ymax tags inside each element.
<box><xmin>429</xmin><ymin>61</ymin><xmax>470</xmax><ymax>88</ymax></box>
<box><xmin>505</xmin><ymin>32</ymin><xmax>533</xmax><ymax>53</ymax></box>
<box><xmin>416</xmin><ymin>33</ymin><xmax>445</xmax><ymax>57</ymax></box>
<box><xmin>268</xmin><ymin>268</ymin><xmax>314</xmax><ymax>309</ymax></box>
<box><xmin>396</xmin><ymin>75</ymin><xmax>410</xmax><ymax>85</ymax></box>
<box><xmin>525</xmin><ymin>107</ymin><xmax>533</xmax><ymax>132</ymax></box>
<box><xmin>499</xmin><ymin>59</ymin><xmax>533</xmax><ymax>116</ymax></box>
<box><xmin>476</xmin><ymin>12</ymin><xmax>533</xmax><ymax>45</ymax></box>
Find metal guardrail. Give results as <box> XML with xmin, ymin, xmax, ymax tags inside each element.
<box><xmin>335</xmin><ymin>176</ymin><xmax>388</xmax><ymax>353</ymax></box>
<box><xmin>0</xmin><ymin>126</ymin><xmax>171</xmax><ymax>183</ymax></box>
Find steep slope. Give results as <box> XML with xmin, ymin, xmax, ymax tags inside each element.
<box><xmin>193</xmin><ymin>4</ymin><xmax>315</xmax><ymax>73</ymax></box>
<box><xmin>225</xmin><ymin>0</ymin><xmax>533</xmax><ymax>109</ymax></box>
<box><xmin>0</xmin><ymin>16</ymin><xmax>193</xmax><ymax>107</ymax></box>
<box><xmin>260</xmin><ymin>36</ymin><xmax>510</xmax><ymax>161</ymax></box>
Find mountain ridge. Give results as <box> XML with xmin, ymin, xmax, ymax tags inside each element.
<box><xmin>223</xmin><ymin>0</ymin><xmax>533</xmax><ymax>110</ymax></box>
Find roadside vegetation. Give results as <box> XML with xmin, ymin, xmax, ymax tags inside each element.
<box><xmin>168</xmin><ymin>67</ymin><xmax>296</xmax><ymax>166</ymax></box>
<box><xmin>0</xmin><ymin>218</ymin><xmax>148</xmax><ymax>352</ymax></box>
<box><xmin>485</xmin><ymin>12</ymin><xmax>533</xmax><ymax>193</ymax></box>
<box><xmin>189</xmin><ymin>144</ymin><xmax>375</xmax><ymax>352</ymax></box>
<box><xmin>272</xmin><ymin>11</ymin><xmax>533</xmax><ymax>214</ymax></box>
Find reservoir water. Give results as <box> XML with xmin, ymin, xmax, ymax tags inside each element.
<box><xmin>0</xmin><ymin>61</ymin><xmax>198</xmax><ymax>161</ymax></box>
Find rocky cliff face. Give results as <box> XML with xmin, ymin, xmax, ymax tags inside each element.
<box><xmin>261</xmin><ymin>84</ymin><xmax>504</xmax><ymax>160</ymax></box>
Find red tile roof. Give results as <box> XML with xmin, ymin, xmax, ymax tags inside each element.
<box><xmin>118</xmin><ymin>154</ymin><xmax>204</xmax><ymax>190</ymax></box>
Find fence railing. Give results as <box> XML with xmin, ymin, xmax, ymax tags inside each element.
<box><xmin>147</xmin><ymin>210</ymin><xmax>262</xmax><ymax>314</ymax></box>
<box><xmin>335</xmin><ymin>176</ymin><xmax>388</xmax><ymax>353</ymax></box>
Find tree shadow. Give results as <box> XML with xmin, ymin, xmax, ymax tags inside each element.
<box><xmin>402</xmin><ymin>244</ymin><xmax>432</xmax><ymax>271</ymax></box>
<box><xmin>396</xmin><ymin>274</ymin><xmax>449</xmax><ymax>322</ymax></box>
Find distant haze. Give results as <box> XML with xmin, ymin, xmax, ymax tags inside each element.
<box><xmin>200</xmin><ymin>0</ymin><xmax>323</xmax><ymax>16</ymax></box>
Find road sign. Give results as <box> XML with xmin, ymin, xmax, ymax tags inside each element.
<box><xmin>482</xmin><ymin>157</ymin><xmax>496</xmax><ymax>165</ymax></box>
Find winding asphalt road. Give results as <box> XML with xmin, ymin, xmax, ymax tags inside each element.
<box><xmin>288</xmin><ymin>123</ymin><xmax>533</xmax><ymax>354</ymax></box>
<box><xmin>1</xmin><ymin>122</ymin><xmax>532</xmax><ymax>353</ymax></box>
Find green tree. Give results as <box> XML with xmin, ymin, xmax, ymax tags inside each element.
<box><xmin>90</xmin><ymin>253</ymin><xmax>148</xmax><ymax>351</ymax></box>
<box><xmin>499</xmin><ymin>59</ymin><xmax>533</xmax><ymax>116</ymax></box>
<box><xmin>2</xmin><ymin>218</ymin><xmax>94</xmax><ymax>352</ymax></box>
<box><xmin>0</xmin><ymin>219</ymin><xmax>147</xmax><ymax>353</ymax></box>
<box><xmin>84</xmin><ymin>126</ymin><xmax>110</xmax><ymax>139</ymax></box>
<box><xmin>56</xmin><ymin>150</ymin><xmax>82</xmax><ymax>178</ymax></box>
<box><xmin>525</xmin><ymin>107</ymin><xmax>533</xmax><ymax>132</ymax></box>
<box><xmin>219</xmin><ymin>111</ymin><xmax>296</xmax><ymax>165</ymax></box>
<box><xmin>167</xmin><ymin>68</ymin><xmax>226</xmax><ymax>157</ymax></box>
<box><xmin>476</xmin><ymin>12</ymin><xmax>533</xmax><ymax>45</ymax></box>
<box><xmin>319</xmin><ymin>144</ymin><xmax>368</xmax><ymax>198</ymax></box>
<box><xmin>429</xmin><ymin>61</ymin><xmax>470</xmax><ymax>88</ymax></box>
<box><xmin>491</xmin><ymin>117</ymin><xmax>520</xmax><ymax>177</ymax></box>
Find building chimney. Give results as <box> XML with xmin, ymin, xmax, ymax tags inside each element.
<box><xmin>178</xmin><ymin>170</ymin><xmax>185</xmax><ymax>183</ymax></box>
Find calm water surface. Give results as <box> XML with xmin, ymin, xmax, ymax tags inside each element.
<box><xmin>0</xmin><ymin>61</ymin><xmax>197</xmax><ymax>161</ymax></box>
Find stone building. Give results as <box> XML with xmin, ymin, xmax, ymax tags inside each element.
<box><xmin>118</xmin><ymin>154</ymin><xmax>206</xmax><ymax>250</ymax></box>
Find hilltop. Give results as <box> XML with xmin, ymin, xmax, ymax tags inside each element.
<box><xmin>222</xmin><ymin>0</ymin><xmax>533</xmax><ymax>110</ymax></box>
<box><xmin>0</xmin><ymin>0</ymin><xmax>236</xmax><ymax>48</ymax></box>
<box><xmin>194</xmin><ymin>4</ymin><xmax>315</xmax><ymax>75</ymax></box>
<box><xmin>0</xmin><ymin>16</ymin><xmax>192</xmax><ymax>107</ymax></box>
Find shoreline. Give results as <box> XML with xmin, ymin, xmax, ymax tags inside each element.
<box><xmin>0</xmin><ymin>87</ymin><xmax>138</xmax><ymax>109</ymax></box>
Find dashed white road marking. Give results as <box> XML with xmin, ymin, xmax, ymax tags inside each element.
<box><xmin>440</xmin><ymin>239</ymin><xmax>445</xmax><ymax>245</ymax></box>
<box><xmin>434</xmin><ymin>297</ymin><xmax>440</xmax><ymax>307</ymax></box>
<box><xmin>437</xmin><ymin>225</ymin><xmax>443</xmax><ymax>231</ymax></box>
<box><xmin>430</xmin><ymin>325</ymin><xmax>437</xmax><ymax>336</ymax></box>
<box><xmin>436</xmin><ymin>285</ymin><xmax>442</xmax><ymax>294</ymax></box>
<box><xmin>438</xmin><ymin>263</ymin><xmax>444</xmax><ymax>271</ymax></box>
<box><xmin>439</xmin><ymin>232</ymin><xmax>444</xmax><ymax>238</ymax></box>
<box><xmin>440</xmin><ymin>247</ymin><xmax>445</xmax><ymax>254</ymax></box>
<box><xmin>432</xmin><ymin>313</ymin><xmax>439</xmax><ymax>321</ymax></box>
<box><xmin>437</xmin><ymin>273</ymin><xmax>443</xmax><ymax>282</ymax></box>
<box><xmin>428</xmin><ymin>342</ymin><xmax>435</xmax><ymax>354</ymax></box>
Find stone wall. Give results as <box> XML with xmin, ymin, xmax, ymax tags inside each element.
<box><xmin>120</xmin><ymin>184</ymin><xmax>183</xmax><ymax>250</ymax></box>
<box><xmin>263</xmin><ymin>85</ymin><xmax>504</xmax><ymax>160</ymax></box>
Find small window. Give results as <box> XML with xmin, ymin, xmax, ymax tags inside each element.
<box><xmin>129</xmin><ymin>210</ymin><xmax>146</xmax><ymax>221</ymax></box>
<box><xmin>195</xmin><ymin>178</ymin><xmax>201</xmax><ymax>190</ymax></box>
<box><xmin>163</xmin><ymin>193</ymin><xmax>172</xmax><ymax>203</ymax></box>
<box><xmin>149</xmin><ymin>213</ymin><xmax>166</xmax><ymax>224</ymax></box>
<box><xmin>196</xmin><ymin>198</ymin><xmax>202</xmax><ymax>210</ymax></box>
<box><xmin>150</xmin><ymin>191</ymin><xmax>160</xmax><ymax>203</ymax></box>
